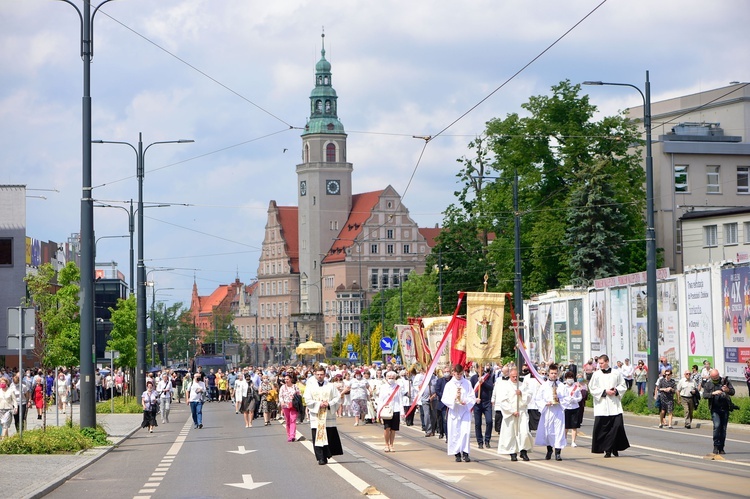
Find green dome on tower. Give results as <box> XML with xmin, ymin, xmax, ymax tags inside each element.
<box><xmin>303</xmin><ymin>32</ymin><xmax>345</xmax><ymax>136</ymax></box>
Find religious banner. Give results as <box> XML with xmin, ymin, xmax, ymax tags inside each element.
<box><xmin>721</xmin><ymin>265</ymin><xmax>750</xmax><ymax>377</ymax></box>
<box><xmin>610</xmin><ymin>287</ymin><xmax>631</xmax><ymax>364</ymax></box>
<box><xmin>449</xmin><ymin>317</ymin><xmax>468</xmax><ymax>369</ymax></box>
<box><xmin>466</xmin><ymin>292</ymin><xmax>506</xmax><ymax>361</ymax></box>
<box><xmin>539</xmin><ymin>302</ymin><xmax>553</xmax><ymax>364</ymax></box>
<box><xmin>395</xmin><ymin>325</ymin><xmax>417</xmax><ymax>367</ymax></box>
<box><xmin>407</xmin><ymin>318</ymin><xmax>432</xmax><ymax>367</ymax></box>
<box><xmin>422</xmin><ymin>316</ymin><xmax>454</xmax><ymax>372</ymax></box>
<box><xmin>684</xmin><ymin>270</ymin><xmax>714</xmax><ymax>367</ymax></box>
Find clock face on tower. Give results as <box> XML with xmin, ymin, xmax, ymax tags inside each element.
<box><xmin>326</xmin><ymin>179</ymin><xmax>340</xmax><ymax>195</ymax></box>
<box><xmin>300</xmin><ymin>181</ymin><xmax>307</xmax><ymax>196</ymax></box>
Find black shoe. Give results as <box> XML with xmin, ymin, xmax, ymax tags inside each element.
<box><xmin>713</xmin><ymin>447</ymin><xmax>720</xmax><ymax>454</ymax></box>
<box><xmin>318</xmin><ymin>459</ymin><xmax>327</xmax><ymax>465</ymax></box>
<box><xmin>555</xmin><ymin>450</ymin><xmax>562</xmax><ymax>461</ymax></box>
<box><xmin>612</xmin><ymin>450</ymin><xmax>619</xmax><ymax>457</ymax></box>
<box><xmin>520</xmin><ymin>450</ymin><xmax>530</xmax><ymax>461</ymax></box>
<box><xmin>718</xmin><ymin>449</ymin><xmax>725</xmax><ymax>454</ymax></box>
<box><xmin>545</xmin><ymin>446</ymin><xmax>553</xmax><ymax>460</ymax></box>
<box><xmin>462</xmin><ymin>452</ymin><xmax>471</xmax><ymax>462</ymax></box>
<box><xmin>510</xmin><ymin>453</ymin><xmax>518</xmax><ymax>461</ymax></box>
<box><xmin>439</xmin><ymin>434</ymin><xmax>445</xmax><ymax>439</ymax></box>
<box><xmin>198</xmin><ymin>423</ymin><xmax>203</xmax><ymax>429</ymax></box>
<box><xmin>485</xmin><ymin>441</ymin><xmax>490</xmax><ymax>448</ymax></box>
<box><xmin>478</xmin><ymin>442</ymin><xmax>484</xmax><ymax>449</ymax></box>
<box><xmin>455</xmin><ymin>453</ymin><xmax>462</xmax><ymax>462</ymax></box>
<box><xmin>604</xmin><ymin>451</ymin><xmax>612</xmax><ymax>458</ymax></box>
<box><xmin>685</xmin><ymin>424</ymin><xmax>691</xmax><ymax>429</ymax></box>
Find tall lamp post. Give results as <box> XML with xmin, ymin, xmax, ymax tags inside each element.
<box><xmin>57</xmin><ymin>0</ymin><xmax>118</xmax><ymax>430</ymax></box>
<box><xmin>94</xmin><ymin>134</ymin><xmax>192</xmax><ymax>397</ymax></box>
<box><xmin>584</xmin><ymin>71</ymin><xmax>657</xmax><ymax>407</ymax></box>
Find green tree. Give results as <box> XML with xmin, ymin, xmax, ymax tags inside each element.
<box><xmin>340</xmin><ymin>332</ymin><xmax>361</xmax><ymax>357</ymax></box>
<box><xmin>564</xmin><ymin>159</ymin><xmax>630</xmax><ymax>285</ymax></box>
<box><xmin>332</xmin><ymin>332</ymin><xmax>343</xmax><ymax>358</ymax></box>
<box><xmin>107</xmin><ymin>295</ymin><xmax>137</xmax><ymax>369</ymax></box>
<box><xmin>25</xmin><ymin>262</ymin><xmax>81</xmax><ymax>367</ymax></box>
<box><xmin>369</xmin><ymin>323</ymin><xmax>383</xmax><ymax>362</ymax></box>
<box><xmin>438</xmin><ymin>80</ymin><xmax>646</xmax><ymax>297</ymax></box>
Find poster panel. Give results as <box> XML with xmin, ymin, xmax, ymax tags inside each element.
<box><xmin>589</xmin><ymin>289</ymin><xmax>607</xmax><ymax>359</ymax></box>
<box><xmin>658</xmin><ymin>280</ymin><xmax>680</xmax><ymax>370</ymax></box>
<box><xmin>568</xmin><ymin>299</ymin><xmax>584</xmax><ymax>366</ymax></box>
<box><xmin>630</xmin><ymin>284</ymin><xmax>648</xmax><ymax>366</ymax></box>
<box><xmin>685</xmin><ymin>270</ymin><xmax>714</xmax><ymax>368</ymax></box>
<box><xmin>609</xmin><ymin>287</ymin><xmax>631</xmax><ymax>364</ymax></box>
<box><xmin>721</xmin><ymin>266</ymin><xmax>750</xmax><ymax>377</ymax></box>
<box><xmin>553</xmin><ymin>301</ymin><xmax>567</xmax><ymax>364</ymax></box>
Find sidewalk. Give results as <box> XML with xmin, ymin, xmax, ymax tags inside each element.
<box><xmin>0</xmin><ymin>404</ymin><xmax>143</xmax><ymax>499</ymax></box>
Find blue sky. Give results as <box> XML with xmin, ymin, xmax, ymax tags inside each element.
<box><xmin>1</xmin><ymin>0</ymin><xmax>748</xmax><ymax>308</ymax></box>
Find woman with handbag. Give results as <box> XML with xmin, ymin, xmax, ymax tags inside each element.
<box><xmin>377</xmin><ymin>371</ymin><xmax>406</xmax><ymax>453</ymax></box>
<box><xmin>279</xmin><ymin>372</ymin><xmax>301</xmax><ymax>441</ymax></box>
<box><xmin>141</xmin><ymin>380</ymin><xmax>159</xmax><ymax>433</ymax></box>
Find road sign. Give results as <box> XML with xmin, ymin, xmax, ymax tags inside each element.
<box><xmin>347</xmin><ymin>344</ymin><xmax>353</xmax><ymax>352</ymax></box>
<box><xmin>7</xmin><ymin>307</ymin><xmax>35</xmax><ymax>350</ymax></box>
<box><xmin>380</xmin><ymin>336</ymin><xmax>393</xmax><ymax>353</ymax></box>
<box><xmin>348</xmin><ymin>352</ymin><xmax>358</xmax><ymax>361</ymax></box>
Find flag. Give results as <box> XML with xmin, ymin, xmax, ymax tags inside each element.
<box><xmin>404</xmin><ymin>292</ymin><xmax>466</xmax><ymax>417</ymax></box>
<box><xmin>395</xmin><ymin>325</ymin><xmax>417</xmax><ymax>367</ymax></box>
<box><xmin>408</xmin><ymin>317</ymin><xmax>432</xmax><ymax>367</ymax></box>
<box><xmin>449</xmin><ymin>317</ymin><xmax>468</xmax><ymax>369</ymax></box>
<box><xmin>465</xmin><ymin>292</ymin><xmax>506</xmax><ymax>362</ymax></box>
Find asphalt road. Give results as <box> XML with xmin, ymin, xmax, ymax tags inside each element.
<box><xmin>43</xmin><ymin>401</ymin><xmax>750</xmax><ymax>499</ymax></box>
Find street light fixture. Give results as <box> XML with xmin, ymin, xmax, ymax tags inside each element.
<box><xmin>584</xmin><ymin>71</ymin><xmax>657</xmax><ymax>407</ymax></box>
<box><xmin>94</xmin><ymin>133</ymin><xmax>192</xmax><ymax>397</ymax></box>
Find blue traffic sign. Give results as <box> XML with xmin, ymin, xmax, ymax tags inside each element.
<box><xmin>347</xmin><ymin>344</ymin><xmax>354</xmax><ymax>352</ymax></box>
<box><xmin>380</xmin><ymin>337</ymin><xmax>394</xmax><ymax>352</ymax></box>
<box><xmin>348</xmin><ymin>352</ymin><xmax>358</xmax><ymax>361</ymax></box>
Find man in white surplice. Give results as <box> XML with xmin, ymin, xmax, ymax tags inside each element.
<box><xmin>533</xmin><ymin>363</ymin><xmax>571</xmax><ymax>461</ymax></box>
<box><xmin>441</xmin><ymin>364</ymin><xmax>476</xmax><ymax>462</ymax></box>
<box><xmin>494</xmin><ymin>368</ymin><xmax>533</xmax><ymax>461</ymax></box>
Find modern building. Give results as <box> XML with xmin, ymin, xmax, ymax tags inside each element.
<box><xmin>679</xmin><ymin>206</ymin><xmax>750</xmax><ymax>269</ymax></box>
<box><xmin>0</xmin><ymin>185</ymin><xmax>29</xmax><ymax>362</ymax></box>
<box><xmin>627</xmin><ymin>83</ymin><xmax>750</xmax><ymax>273</ymax></box>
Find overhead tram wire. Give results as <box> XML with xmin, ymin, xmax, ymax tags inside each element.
<box><xmin>145</xmin><ymin>215</ymin><xmax>260</xmax><ymax>248</ymax></box>
<box><xmin>95</xmin><ymin>9</ymin><xmax>294</xmax><ymax>129</ymax></box>
<box><xmin>378</xmin><ymin>0</ymin><xmax>609</xmax><ymax>224</ymax></box>
<box><xmin>93</xmin><ymin>127</ymin><xmax>293</xmax><ymax>190</ymax></box>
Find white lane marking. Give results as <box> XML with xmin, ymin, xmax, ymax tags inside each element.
<box><xmin>296</xmin><ymin>429</ymin><xmax>388</xmax><ymax>497</ymax></box>
<box><xmin>225</xmin><ymin>474</ymin><xmax>271</xmax><ymax>490</ymax></box>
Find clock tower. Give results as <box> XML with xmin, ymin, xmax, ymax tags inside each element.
<box><xmin>297</xmin><ymin>33</ymin><xmax>353</xmax><ymax>314</ymax></box>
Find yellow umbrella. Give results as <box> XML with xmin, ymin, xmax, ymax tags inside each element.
<box><xmin>296</xmin><ymin>340</ymin><xmax>325</xmax><ymax>356</ymax></box>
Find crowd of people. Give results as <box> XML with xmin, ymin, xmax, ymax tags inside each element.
<box><xmin>2</xmin><ymin>355</ymin><xmax>745</xmax><ymax>458</ymax></box>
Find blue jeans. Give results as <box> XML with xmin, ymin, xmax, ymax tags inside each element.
<box><xmin>711</xmin><ymin>410</ymin><xmax>729</xmax><ymax>450</ymax></box>
<box><xmin>190</xmin><ymin>401</ymin><xmax>203</xmax><ymax>426</ymax></box>
<box><xmin>474</xmin><ymin>402</ymin><xmax>493</xmax><ymax>444</ymax></box>
<box><xmin>636</xmin><ymin>381</ymin><xmax>646</xmax><ymax>396</ymax></box>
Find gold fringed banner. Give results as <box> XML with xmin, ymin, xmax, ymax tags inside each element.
<box><xmin>466</xmin><ymin>292</ymin><xmax>506</xmax><ymax>361</ymax></box>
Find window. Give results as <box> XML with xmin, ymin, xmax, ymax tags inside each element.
<box><xmin>392</xmin><ymin>272</ymin><xmax>400</xmax><ymax>286</ymax></box>
<box><xmin>386</xmin><ymin>229</ymin><xmax>394</xmax><ymax>239</ymax></box>
<box><xmin>326</xmin><ymin>143</ymin><xmax>336</xmax><ymax>162</ymax></box>
<box><xmin>381</xmin><ymin>269</ymin><xmax>389</xmax><ymax>287</ymax></box>
<box><xmin>724</xmin><ymin>223</ymin><xmax>738</xmax><ymax>245</ymax></box>
<box><xmin>704</xmin><ymin>225</ymin><xmax>717</xmax><ymax>247</ymax></box>
<box><xmin>386</xmin><ymin>244</ymin><xmax>394</xmax><ymax>254</ymax></box>
<box><xmin>738</xmin><ymin>167</ymin><xmax>749</xmax><ymax>194</ymax></box>
<box><xmin>370</xmin><ymin>244</ymin><xmax>379</xmax><ymax>254</ymax></box>
<box><xmin>0</xmin><ymin>238</ymin><xmax>11</xmax><ymax>265</ymax></box>
<box><xmin>675</xmin><ymin>223</ymin><xmax>682</xmax><ymax>254</ymax></box>
<box><xmin>371</xmin><ymin>269</ymin><xmax>379</xmax><ymax>288</ymax></box>
<box><xmin>403</xmin><ymin>244</ymin><xmax>410</xmax><ymax>254</ymax></box>
<box><xmin>330</xmin><ymin>220</ymin><xmax>338</xmax><ymax>230</ymax></box>
<box><xmin>706</xmin><ymin>166</ymin><xmax>720</xmax><ymax>194</ymax></box>
<box><xmin>675</xmin><ymin>165</ymin><xmax>688</xmax><ymax>192</ymax></box>
<box><xmin>745</xmin><ymin>222</ymin><xmax>750</xmax><ymax>244</ymax></box>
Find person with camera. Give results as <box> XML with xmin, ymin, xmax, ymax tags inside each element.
<box><xmin>141</xmin><ymin>380</ymin><xmax>159</xmax><ymax>433</ymax></box>
<box><xmin>702</xmin><ymin>368</ymin><xmax>735</xmax><ymax>455</ymax></box>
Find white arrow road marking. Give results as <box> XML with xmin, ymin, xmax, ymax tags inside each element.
<box><xmin>227</xmin><ymin>446</ymin><xmax>257</xmax><ymax>455</ymax></box>
<box><xmin>225</xmin><ymin>474</ymin><xmax>271</xmax><ymax>490</ymax></box>
<box><xmin>422</xmin><ymin>469</ymin><xmax>492</xmax><ymax>483</ymax></box>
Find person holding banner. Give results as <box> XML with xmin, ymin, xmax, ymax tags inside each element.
<box><xmin>441</xmin><ymin>364</ymin><xmax>476</xmax><ymax>462</ymax></box>
<box><xmin>495</xmin><ymin>368</ymin><xmax>533</xmax><ymax>461</ymax></box>
<box><xmin>304</xmin><ymin>366</ymin><xmax>343</xmax><ymax>465</ymax></box>
<box><xmin>533</xmin><ymin>363</ymin><xmax>569</xmax><ymax>461</ymax></box>
<box><xmin>378</xmin><ymin>371</ymin><xmax>407</xmax><ymax>452</ymax></box>
<box><xmin>471</xmin><ymin>364</ymin><xmax>495</xmax><ymax>449</ymax></box>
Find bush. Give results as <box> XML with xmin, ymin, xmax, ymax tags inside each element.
<box><xmin>96</xmin><ymin>396</ymin><xmax>143</xmax><ymax>414</ymax></box>
<box><xmin>0</xmin><ymin>424</ymin><xmax>111</xmax><ymax>454</ymax></box>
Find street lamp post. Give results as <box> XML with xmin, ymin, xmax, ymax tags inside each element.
<box><xmin>584</xmin><ymin>71</ymin><xmax>657</xmax><ymax>407</ymax></box>
<box><xmin>93</xmin><ymin>134</ymin><xmax>192</xmax><ymax>397</ymax></box>
<box><xmin>57</xmin><ymin>0</ymin><xmax>118</xmax><ymax>430</ymax></box>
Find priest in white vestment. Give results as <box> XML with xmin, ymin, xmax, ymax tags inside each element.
<box><xmin>304</xmin><ymin>366</ymin><xmax>343</xmax><ymax>465</ymax></box>
<box><xmin>441</xmin><ymin>364</ymin><xmax>476</xmax><ymax>462</ymax></box>
<box><xmin>533</xmin><ymin>363</ymin><xmax>573</xmax><ymax>461</ymax></box>
<box><xmin>495</xmin><ymin>368</ymin><xmax>533</xmax><ymax>461</ymax></box>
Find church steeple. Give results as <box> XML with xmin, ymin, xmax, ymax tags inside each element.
<box><xmin>304</xmin><ymin>32</ymin><xmax>344</xmax><ymax>135</ymax></box>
